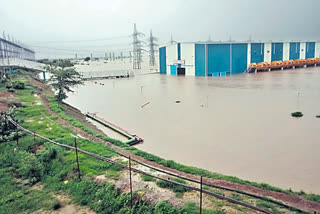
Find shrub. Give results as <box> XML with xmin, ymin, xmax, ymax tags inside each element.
<box><xmin>12</xmin><ymin>81</ymin><xmax>25</xmax><ymax>89</ymax></box>
<box><xmin>15</xmin><ymin>151</ymin><xmax>44</xmax><ymax>184</ymax></box>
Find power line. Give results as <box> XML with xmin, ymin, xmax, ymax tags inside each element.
<box><xmin>28</xmin><ymin>35</ymin><xmax>131</xmax><ymax>44</ymax></box>
<box><xmin>31</xmin><ymin>45</ymin><xmax>131</xmax><ymax>53</ymax></box>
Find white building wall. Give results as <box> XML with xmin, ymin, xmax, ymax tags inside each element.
<box><xmin>283</xmin><ymin>42</ymin><xmax>290</xmax><ymax>61</ymax></box>
<box><xmin>180</xmin><ymin>43</ymin><xmax>195</xmax><ymax>76</ymax></box>
<box><xmin>247</xmin><ymin>43</ymin><xmax>251</xmax><ymax>66</ymax></box>
<box><xmin>300</xmin><ymin>42</ymin><xmax>306</xmax><ymax>59</ymax></box>
<box><xmin>315</xmin><ymin>42</ymin><xmax>320</xmax><ymax>58</ymax></box>
<box><xmin>166</xmin><ymin>44</ymin><xmax>177</xmax><ymax>75</ymax></box>
<box><xmin>264</xmin><ymin>43</ymin><xmax>272</xmax><ymax>62</ymax></box>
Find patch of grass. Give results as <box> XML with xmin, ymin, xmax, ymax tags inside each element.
<box><xmin>230</xmin><ymin>193</ymin><xmax>243</xmax><ymax>201</ymax></box>
<box><xmin>182</xmin><ymin>202</ymin><xmax>226</xmax><ymax>214</ymax></box>
<box><xmin>0</xmin><ymin>169</ymin><xmax>59</xmax><ymax>214</ymax></box>
<box><xmin>156</xmin><ymin>177</ymin><xmax>190</xmax><ymax>193</ymax></box>
<box><xmin>140</xmin><ymin>174</ymin><xmax>156</xmax><ymax>182</ymax></box>
<box><xmin>256</xmin><ymin>201</ymin><xmax>278</xmax><ymax>213</ymax></box>
<box><xmin>105</xmin><ymin>170</ymin><xmax>120</xmax><ymax>180</ymax></box>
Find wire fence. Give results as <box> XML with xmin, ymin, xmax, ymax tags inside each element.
<box><xmin>5</xmin><ymin>113</ymin><xmax>281</xmax><ymax>214</ymax></box>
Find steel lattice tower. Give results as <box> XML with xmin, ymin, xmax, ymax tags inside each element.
<box><xmin>132</xmin><ymin>24</ymin><xmax>144</xmax><ymax>69</ymax></box>
<box><xmin>148</xmin><ymin>30</ymin><xmax>158</xmax><ymax>66</ymax></box>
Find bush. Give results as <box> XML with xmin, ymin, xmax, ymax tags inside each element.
<box><xmin>15</xmin><ymin>151</ymin><xmax>44</xmax><ymax>184</ymax></box>
<box><xmin>12</xmin><ymin>81</ymin><xmax>25</xmax><ymax>89</ymax></box>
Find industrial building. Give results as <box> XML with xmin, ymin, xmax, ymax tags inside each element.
<box><xmin>159</xmin><ymin>41</ymin><xmax>320</xmax><ymax>76</ymax></box>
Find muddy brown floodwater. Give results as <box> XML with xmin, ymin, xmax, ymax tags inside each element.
<box><xmin>66</xmin><ymin>67</ymin><xmax>320</xmax><ymax>194</ymax></box>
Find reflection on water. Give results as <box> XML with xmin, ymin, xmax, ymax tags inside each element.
<box><xmin>66</xmin><ymin>67</ymin><xmax>320</xmax><ymax>193</ymax></box>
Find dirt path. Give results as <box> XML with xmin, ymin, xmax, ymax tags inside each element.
<box><xmin>0</xmin><ymin>91</ymin><xmax>16</xmax><ymax>112</ymax></box>
<box><xmin>30</xmin><ymin>78</ymin><xmax>320</xmax><ymax>213</ymax></box>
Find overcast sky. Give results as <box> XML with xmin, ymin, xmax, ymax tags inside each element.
<box><xmin>1</xmin><ymin>0</ymin><xmax>320</xmax><ymax>58</ymax></box>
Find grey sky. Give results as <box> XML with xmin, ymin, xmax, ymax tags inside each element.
<box><xmin>1</xmin><ymin>0</ymin><xmax>319</xmax><ymax>58</ymax></box>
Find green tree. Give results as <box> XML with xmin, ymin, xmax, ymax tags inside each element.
<box><xmin>47</xmin><ymin>66</ymin><xmax>83</xmax><ymax>102</ymax></box>
<box><xmin>53</xmin><ymin>59</ymin><xmax>74</xmax><ymax>68</ymax></box>
<box><xmin>84</xmin><ymin>57</ymin><xmax>90</xmax><ymax>62</ymax></box>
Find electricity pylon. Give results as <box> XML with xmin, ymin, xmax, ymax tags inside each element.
<box><xmin>148</xmin><ymin>30</ymin><xmax>158</xmax><ymax>66</ymax></box>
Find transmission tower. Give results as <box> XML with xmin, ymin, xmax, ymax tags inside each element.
<box><xmin>132</xmin><ymin>23</ymin><xmax>144</xmax><ymax>69</ymax></box>
<box><xmin>148</xmin><ymin>30</ymin><xmax>158</xmax><ymax>66</ymax></box>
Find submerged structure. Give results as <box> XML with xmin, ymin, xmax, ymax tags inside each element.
<box><xmin>159</xmin><ymin>41</ymin><xmax>320</xmax><ymax>76</ymax></box>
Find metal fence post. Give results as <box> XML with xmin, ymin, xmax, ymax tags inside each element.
<box><xmin>129</xmin><ymin>156</ymin><xmax>133</xmax><ymax>209</ymax></box>
<box><xmin>16</xmin><ymin>125</ymin><xmax>19</xmax><ymax>146</ymax></box>
<box><xmin>200</xmin><ymin>176</ymin><xmax>203</xmax><ymax>214</ymax></box>
<box><xmin>33</xmin><ymin>131</ymin><xmax>36</xmax><ymax>144</ymax></box>
<box><xmin>74</xmin><ymin>138</ymin><xmax>81</xmax><ymax>180</ymax></box>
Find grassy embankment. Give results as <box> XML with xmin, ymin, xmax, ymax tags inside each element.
<box><xmin>1</xmin><ymin>74</ymin><xmax>231</xmax><ymax>213</ymax></box>
<box><xmin>1</xmin><ymin>72</ymin><xmax>319</xmax><ymax>213</ymax></box>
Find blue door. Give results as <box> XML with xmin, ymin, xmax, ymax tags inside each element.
<box><xmin>232</xmin><ymin>44</ymin><xmax>247</xmax><ymax>74</ymax></box>
<box><xmin>306</xmin><ymin>42</ymin><xmax>315</xmax><ymax>59</ymax></box>
<box><xmin>159</xmin><ymin>47</ymin><xmax>166</xmax><ymax>74</ymax></box>
<box><xmin>195</xmin><ymin>44</ymin><xmax>206</xmax><ymax>76</ymax></box>
<box><xmin>208</xmin><ymin>44</ymin><xmax>230</xmax><ymax>76</ymax></box>
<box><xmin>251</xmin><ymin>43</ymin><xmax>264</xmax><ymax>63</ymax></box>
<box><xmin>289</xmin><ymin>42</ymin><xmax>300</xmax><ymax>60</ymax></box>
<box><xmin>271</xmin><ymin>43</ymin><xmax>283</xmax><ymax>61</ymax></box>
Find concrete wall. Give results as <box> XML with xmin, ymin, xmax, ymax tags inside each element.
<box><xmin>264</xmin><ymin>43</ymin><xmax>272</xmax><ymax>62</ymax></box>
<box><xmin>300</xmin><ymin>42</ymin><xmax>306</xmax><ymax>59</ymax></box>
<box><xmin>166</xmin><ymin>44</ymin><xmax>177</xmax><ymax>75</ymax></box>
<box><xmin>180</xmin><ymin>43</ymin><xmax>195</xmax><ymax>76</ymax></box>
<box><xmin>283</xmin><ymin>42</ymin><xmax>290</xmax><ymax>61</ymax></box>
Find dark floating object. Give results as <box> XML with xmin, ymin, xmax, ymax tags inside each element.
<box><xmin>291</xmin><ymin>112</ymin><xmax>303</xmax><ymax>118</ymax></box>
<box><xmin>175</xmin><ymin>100</ymin><xmax>181</xmax><ymax>104</ymax></box>
<box><xmin>316</xmin><ymin>115</ymin><xmax>320</xmax><ymax>118</ymax></box>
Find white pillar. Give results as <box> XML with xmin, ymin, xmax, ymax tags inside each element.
<box><xmin>247</xmin><ymin>43</ymin><xmax>251</xmax><ymax>66</ymax></box>
<box><xmin>264</xmin><ymin>43</ymin><xmax>272</xmax><ymax>62</ymax></box>
<box><xmin>300</xmin><ymin>42</ymin><xmax>306</xmax><ymax>59</ymax></box>
<box><xmin>315</xmin><ymin>42</ymin><xmax>320</xmax><ymax>58</ymax></box>
<box><xmin>283</xmin><ymin>42</ymin><xmax>290</xmax><ymax>61</ymax></box>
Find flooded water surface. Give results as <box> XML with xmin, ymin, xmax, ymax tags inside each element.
<box><xmin>66</xmin><ymin>68</ymin><xmax>320</xmax><ymax>194</ymax></box>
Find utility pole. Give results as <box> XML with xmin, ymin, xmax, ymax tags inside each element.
<box><xmin>132</xmin><ymin>23</ymin><xmax>144</xmax><ymax>69</ymax></box>
<box><xmin>148</xmin><ymin>30</ymin><xmax>158</xmax><ymax>66</ymax></box>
